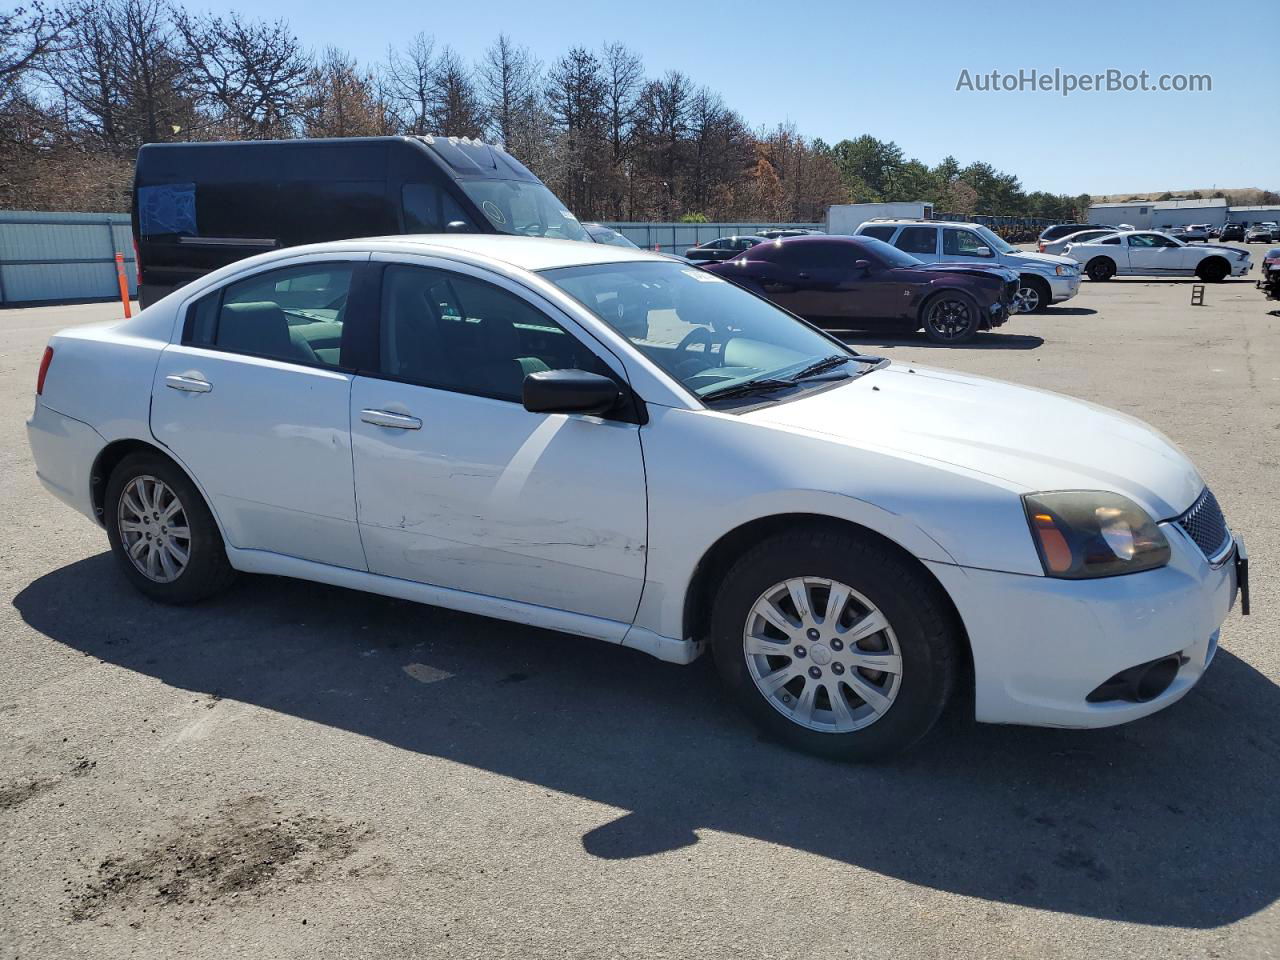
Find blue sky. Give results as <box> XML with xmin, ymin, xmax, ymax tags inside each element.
<box><xmin>204</xmin><ymin>0</ymin><xmax>1276</xmax><ymax>196</ymax></box>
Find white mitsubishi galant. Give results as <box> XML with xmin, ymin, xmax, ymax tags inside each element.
<box><xmin>26</xmin><ymin>236</ymin><xmax>1248</xmax><ymax>759</ymax></box>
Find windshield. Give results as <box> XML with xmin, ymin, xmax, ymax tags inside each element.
<box><xmin>973</xmin><ymin>225</ymin><xmax>1015</xmax><ymax>254</ymax></box>
<box><xmin>587</xmin><ymin>224</ymin><xmax>640</xmax><ymax>248</ymax></box>
<box><xmin>858</xmin><ymin>236</ymin><xmax>922</xmax><ymax>269</ymax></box>
<box><xmin>458</xmin><ymin>179</ymin><xmax>589</xmax><ymax>242</ymax></box>
<box><xmin>542</xmin><ymin>261</ymin><xmax>867</xmax><ymax>400</ymax></box>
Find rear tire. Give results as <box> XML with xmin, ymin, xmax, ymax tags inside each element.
<box><xmin>1086</xmin><ymin>257</ymin><xmax>1116</xmax><ymax>281</ymax></box>
<box><xmin>104</xmin><ymin>452</ymin><xmax>236</xmax><ymax>604</ymax></box>
<box><xmin>710</xmin><ymin>527</ymin><xmax>959</xmax><ymax>760</ymax></box>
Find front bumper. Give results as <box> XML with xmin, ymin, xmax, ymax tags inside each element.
<box><xmin>1231</xmin><ymin>258</ymin><xmax>1252</xmax><ymax>277</ymax></box>
<box><xmin>925</xmin><ymin>527</ymin><xmax>1239</xmax><ymax>729</ymax></box>
<box><xmin>1048</xmin><ymin>271</ymin><xmax>1081</xmax><ymax>302</ymax></box>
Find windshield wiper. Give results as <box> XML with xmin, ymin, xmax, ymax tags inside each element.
<box><xmin>700</xmin><ymin>378</ymin><xmax>798</xmax><ymax>403</ymax></box>
<box><xmin>791</xmin><ymin>354</ymin><xmax>856</xmax><ymax>380</ymax></box>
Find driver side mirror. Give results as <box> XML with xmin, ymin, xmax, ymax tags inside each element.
<box><xmin>523</xmin><ymin>369</ymin><xmax>622</xmax><ymax>416</ymax></box>
<box><xmin>853</xmin><ymin>259</ymin><xmax>871</xmax><ymax>273</ymax></box>
<box><xmin>973</xmin><ymin>247</ymin><xmax>994</xmax><ymax>258</ymax></box>
<box><xmin>445</xmin><ymin>220</ymin><xmax>472</xmax><ymax>233</ymax></box>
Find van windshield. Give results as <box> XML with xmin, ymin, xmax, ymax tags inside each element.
<box><xmin>458</xmin><ymin>179</ymin><xmax>589</xmax><ymax>242</ymax></box>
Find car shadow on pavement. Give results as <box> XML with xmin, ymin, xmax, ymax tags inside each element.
<box><xmin>14</xmin><ymin>553</ymin><xmax>1279</xmax><ymax>930</ymax></box>
<box><xmin>838</xmin><ymin>332</ymin><xmax>1045</xmax><ymax>351</ymax></box>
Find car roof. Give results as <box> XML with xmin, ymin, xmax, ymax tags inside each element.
<box><xmin>302</xmin><ymin>234</ymin><xmax>667</xmax><ymax>271</ymax></box>
<box><xmin>861</xmin><ymin>219</ymin><xmax>975</xmax><ymax>228</ymax></box>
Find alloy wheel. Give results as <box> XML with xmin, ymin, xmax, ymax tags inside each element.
<box><xmin>926</xmin><ymin>297</ymin><xmax>975</xmax><ymax>341</ymax></box>
<box><xmin>117</xmin><ymin>475</ymin><xmax>191</xmax><ymax>583</ymax></box>
<box><xmin>742</xmin><ymin>577</ymin><xmax>903</xmax><ymax>733</ymax></box>
<box><xmin>1017</xmin><ymin>284</ymin><xmax>1041</xmax><ymax>313</ymax></box>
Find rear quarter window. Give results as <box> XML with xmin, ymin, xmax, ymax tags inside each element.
<box><xmin>860</xmin><ymin>225</ymin><xmax>896</xmax><ymax>242</ymax></box>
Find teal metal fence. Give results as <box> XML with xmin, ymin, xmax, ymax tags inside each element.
<box><xmin>0</xmin><ymin>211</ymin><xmax>137</xmax><ymax>306</ymax></box>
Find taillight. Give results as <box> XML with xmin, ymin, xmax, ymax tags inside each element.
<box><xmin>132</xmin><ymin>237</ymin><xmax>142</xmax><ymax>285</ymax></box>
<box><xmin>36</xmin><ymin>346</ymin><xmax>53</xmax><ymax>395</ymax></box>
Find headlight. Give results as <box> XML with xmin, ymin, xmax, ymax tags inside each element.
<box><xmin>1023</xmin><ymin>491</ymin><xmax>1170</xmax><ymax>579</ymax></box>
<box><xmin>1054</xmin><ymin>265</ymin><xmax>1074</xmax><ymax>275</ymax></box>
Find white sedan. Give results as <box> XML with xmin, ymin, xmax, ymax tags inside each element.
<box><xmin>26</xmin><ymin>236</ymin><xmax>1248</xmax><ymax>758</ymax></box>
<box><xmin>1064</xmin><ymin>230</ymin><xmax>1252</xmax><ymax>282</ymax></box>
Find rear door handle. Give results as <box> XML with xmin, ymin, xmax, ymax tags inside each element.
<box><xmin>361</xmin><ymin>408</ymin><xmax>422</xmax><ymax>430</ymax></box>
<box><xmin>165</xmin><ymin>374</ymin><xmax>212</xmax><ymax>393</ymax></box>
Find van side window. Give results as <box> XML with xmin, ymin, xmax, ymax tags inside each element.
<box><xmin>402</xmin><ymin>183</ymin><xmax>479</xmax><ymax>233</ymax></box>
<box><xmin>894</xmin><ymin>227</ymin><xmax>937</xmax><ymax>255</ymax></box>
<box><xmin>186</xmin><ymin>264</ymin><xmax>354</xmax><ymax>368</ymax></box>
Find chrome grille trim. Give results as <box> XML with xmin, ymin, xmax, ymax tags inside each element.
<box><xmin>1175</xmin><ymin>487</ymin><xmax>1231</xmax><ymax>563</ymax></box>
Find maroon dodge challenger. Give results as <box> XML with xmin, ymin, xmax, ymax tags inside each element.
<box><xmin>703</xmin><ymin>235</ymin><xmax>1021</xmax><ymax>344</ymax></box>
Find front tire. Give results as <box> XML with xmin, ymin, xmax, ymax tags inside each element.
<box><xmin>711</xmin><ymin>528</ymin><xmax>959</xmax><ymax>760</ymax></box>
<box><xmin>921</xmin><ymin>291</ymin><xmax>979</xmax><ymax>344</ymax></box>
<box><xmin>1196</xmin><ymin>258</ymin><xmax>1229</xmax><ymax>282</ymax></box>
<box><xmin>104</xmin><ymin>452</ymin><xmax>236</xmax><ymax>603</ymax></box>
<box><xmin>1018</xmin><ymin>275</ymin><xmax>1051</xmax><ymax>313</ymax></box>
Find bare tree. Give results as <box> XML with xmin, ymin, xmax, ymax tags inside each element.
<box><xmin>384</xmin><ymin>32</ymin><xmax>433</xmax><ymax>134</ymax></box>
<box><xmin>425</xmin><ymin>46</ymin><xmax>485</xmax><ymax>138</ymax></box>
<box><xmin>635</xmin><ymin>70</ymin><xmax>691</xmax><ymax>219</ymax></box>
<box><xmin>1</xmin><ymin>1</ymin><xmax>69</xmax><ymax>94</ymax></box>
<box><xmin>175</xmin><ymin>10</ymin><xmax>310</xmax><ymax>138</ymax></box>
<box><xmin>544</xmin><ymin>46</ymin><xmax>606</xmax><ymax>215</ymax></box>
<box><xmin>304</xmin><ymin>46</ymin><xmax>395</xmax><ymax>138</ymax></box>
<box><xmin>600</xmin><ymin>42</ymin><xmax>642</xmax><ymax>218</ymax></box>
<box><xmin>477</xmin><ymin>34</ymin><xmax>534</xmax><ymax>145</ymax></box>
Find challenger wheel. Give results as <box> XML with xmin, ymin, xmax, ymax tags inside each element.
<box><xmin>921</xmin><ymin>292</ymin><xmax>979</xmax><ymax>344</ymax></box>
<box><xmin>711</xmin><ymin>528</ymin><xmax>960</xmax><ymax>760</ymax></box>
<box><xmin>104</xmin><ymin>452</ymin><xmax>236</xmax><ymax>603</ymax></box>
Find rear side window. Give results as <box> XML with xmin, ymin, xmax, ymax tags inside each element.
<box><xmin>1100</xmin><ymin>236</ymin><xmax>1121</xmax><ymax>245</ymax></box>
<box><xmin>186</xmin><ymin>263</ymin><xmax>354</xmax><ymax>368</ymax></box>
<box><xmin>860</xmin><ymin>225</ymin><xmax>896</xmax><ymax>242</ymax></box>
<box><xmin>894</xmin><ymin>227</ymin><xmax>937</xmax><ymax>255</ymax></box>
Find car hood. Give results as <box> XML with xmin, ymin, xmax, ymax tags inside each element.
<box><xmin>1005</xmin><ymin>250</ymin><xmax>1077</xmax><ymax>269</ymax></box>
<box><xmin>743</xmin><ymin>364</ymin><xmax>1203</xmax><ymax>520</ymax></box>
<box><xmin>1198</xmin><ymin>243</ymin><xmax>1248</xmax><ymax>256</ymax></box>
<box><xmin>911</xmin><ymin>262</ymin><xmax>1019</xmax><ymax>282</ymax></box>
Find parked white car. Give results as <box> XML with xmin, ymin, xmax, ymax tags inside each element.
<box><xmin>1039</xmin><ymin>228</ymin><xmax>1120</xmax><ymax>257</ymax></box>
<box><xmin>1065</xmin><ymin>231</ymin><xmax>1252</xmax><ymax>282</ymax></box>
<box><xmin>854</xmin><ymin>219</ymin><xmax>1080</xmax><ymax>313</ymax></box>
<box><xmin>26</xmin><ymin>236</ymin><xmax>1247</xmax><ymax>758</ymax></box>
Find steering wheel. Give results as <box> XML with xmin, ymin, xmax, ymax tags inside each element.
<box><xmin>676</xmin><ymin>325</ymin><xmax>716</xmax><ymax>356</ymax></box>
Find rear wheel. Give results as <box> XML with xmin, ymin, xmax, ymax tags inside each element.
<box><xmin>711</xmin><ymin>528</ymin><xmax>959</xmax><ymax>760</ymax></box>
<box><xmin>921</xmin><ymin>292</ymin><xmax>979</xmax><ymax>344</ymax></box>
<box><xmin>1086</xmin><ymin>257</ymin><xmax>1116</xmax><ymax>281</ymax></box>
<box><xmin>1196</xmin><ymin>258</ymin><xmax>1229</xmax><ymax>282</ymax></box>
<box><xmin>104</xmin><ymin>452</ymin><xmax>236</xmax><ymax>603</ymax></box>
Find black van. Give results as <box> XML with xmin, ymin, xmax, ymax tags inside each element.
<box><xmin>132</xmin><ymin>136</ymin><xmax>589</xmax><ymax>307</ymax></box>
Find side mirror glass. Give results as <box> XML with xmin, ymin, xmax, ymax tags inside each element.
<box><xmin>974</xmin><ymin>247</ymin><xmax>994</xmax><ymax>257</ymax></box>
<box><xmin>444</xmin><ymin>220</ymin><xmax>472</xmax><ymax>233</ymax></box>
<box><xmin>853</xmin><ymin>259</ymin><xmax>871</xmax><ymax>272</ymax></box>
<box><xmin>522</xmin><ymin>369</ymin><xmax>622</xmax><ymax>416</ymax></box>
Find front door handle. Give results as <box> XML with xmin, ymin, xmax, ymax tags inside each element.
<box><xmin>165</xmin><ymin>374</ymin><xmax>212</xmax><ymax>393</ymax></box>
<box><xmin>361</xmin><ymin>408</ymin><xmax>422</xmax><ymax>430</ymax></box>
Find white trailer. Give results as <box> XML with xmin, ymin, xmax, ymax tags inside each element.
<box><xmin>826</xmin><ymin>202</ymin><xmax>934</xmax><ymax>235</ymax></box>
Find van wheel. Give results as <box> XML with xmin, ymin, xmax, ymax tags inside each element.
<box><xmin>104</xmin><ymin>452</ymin><xmax>236</xmax><ymax>603</ymax></box>
<box><xmin>1086</xmin><ymin>257</ymin><xmax>1116</xmax><ymax>281</ymax></box>
<box><xmin>710</xmin><ymin>528</ymin><xmax>959</xmax><ymax>760</ymax></box>
<box><xmin>921</xmin><ymin>292</ymin><xmax>979</xmax><ymax>344</ymax></box>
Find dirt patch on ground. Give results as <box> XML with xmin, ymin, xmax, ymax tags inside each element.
<box><xmin>69</xmin><ymin>795</ymin><xmax>370</xmax><ymax>921</ymax></box>
<box><xmin>0</xmin><ymin>757</ymin><xmax>96</xmax><ymax>811</ymax></box>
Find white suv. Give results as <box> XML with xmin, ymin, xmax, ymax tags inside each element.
<box><xmin>855</xmin><ymin>220</ymin><xmax>1081</xmax><ymax>313</ymax></box>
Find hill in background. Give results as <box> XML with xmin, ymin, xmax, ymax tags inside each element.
<box><xmin>1092</xmin><ymin>187</ymin><xmax>1278</xmax><ymax>205</ymax></box>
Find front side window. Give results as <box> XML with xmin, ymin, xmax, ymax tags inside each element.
<box><xmin>544</xmin><ymin>261</ymin><xmax>867</xmax><ymax>401</ymax></box>
<box><xmin>894</xmin><ymin>226</ymin><xmax>937</xmax><ymax>255</ymax></box>
<box><xmin>943</xmin><ymin>228</ymin><xmax>992</xmax><ymax>257</ymax></box>
<box><xmin>457</xmin><ymin>179</ymin><xmax>589</xmax><ymax>242</ymax></box>
<box><xmin>379</xmin><ymin>265</ymin><xmax>607</xmax><ymax>402</ymax></box>
<box><xmin>402</xmin><ymin>183</ymin><xmax>479</xmax><ymax>233</ymax></box>
<box><xmin>186</xmin><ymin>263</ymin><xmax>353</xmax><ymax>367</ymax></box>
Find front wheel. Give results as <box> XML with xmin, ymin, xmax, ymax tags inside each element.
<box><xmin>1196</xmin><ymin>258</ymin><xmax>1229</xmax><ymax>282</ymax></box>
<box><xmin>921</xmin><ymin>292</ymin><xmax>979</xmax><ymax>344</ymax></box>
<box><xmin>1018</xmin><ymin>276</ymin><xmax>1051</xmax><ymax>313</ymax></box>
<box><xmin>104</xmin><ymin>452</ymin><xmax>236</xmax><ymax>603</ymax></box>
<box><xmin>711</xmin><ymin>528</ymin><xmax>960</xmax><ymax>760</ymax></box>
